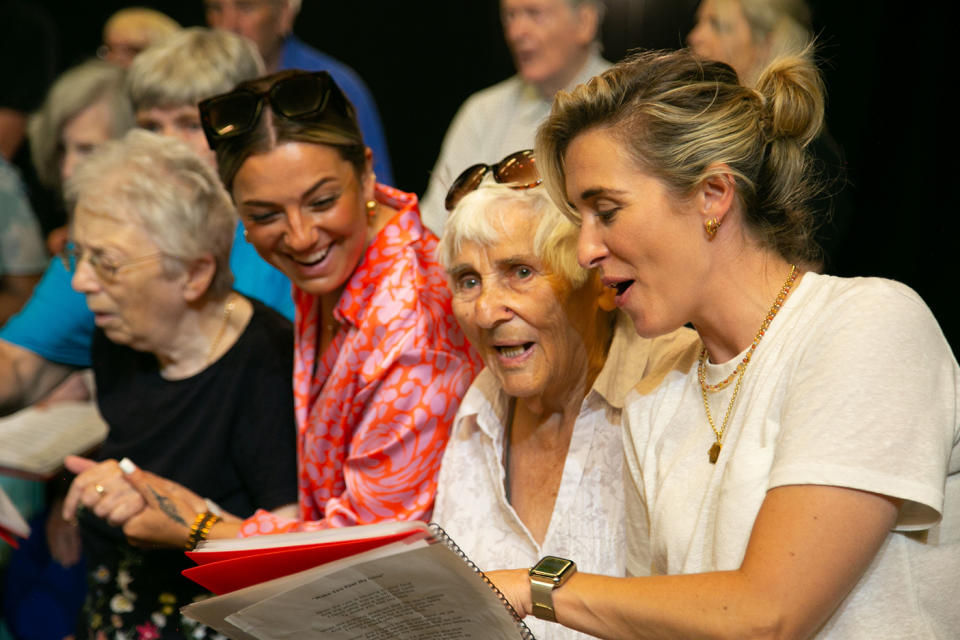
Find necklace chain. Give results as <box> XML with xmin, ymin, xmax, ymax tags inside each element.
<box><xmin>205</xmin><ymin>293</ymin><xmax>237</xmax><ymax>367</ymax></box>
<box><xmin>698</xmin><ymin>265</ymin><xmax>799</xmax><ymax>392</ymax></box>
<box><xmin>698</xmin><ymin>265</ymin><xmax>799</xmax><ymax>463</ymax></box>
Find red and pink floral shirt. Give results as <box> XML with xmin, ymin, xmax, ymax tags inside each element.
<box><xmin>240</xmin><ymin>185</ymin><xmax>481</xmax><ymax>535</ymax></box>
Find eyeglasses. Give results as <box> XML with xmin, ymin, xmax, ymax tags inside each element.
<box><xmin>60</xmin><ymin>244</ymin><xmax>167</xmax><ymax>283</ymax></box>
<box><xmin>198</xmin><ymin>70</ymin><xmax>351</xmax><ymax>149</ymax></box>
<box><xmin>444</xmin><ymin>149</ymin><xmax>541</xmax><ymax>211</ymax></box>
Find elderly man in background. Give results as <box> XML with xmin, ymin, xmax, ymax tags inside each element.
<box><xmin>418</xmin><ymin>0</ymin><xmax>608</xmax><ymax>234</ymax></box>
<box><xmin>432</xmin><ymin>153</ymin><xmax>696</xmax><ymax>640</ymax></box>
<box><xmin>204</xmin><ymin>0</ymin><xmax>393</xmax><ymax>185</ymax></box>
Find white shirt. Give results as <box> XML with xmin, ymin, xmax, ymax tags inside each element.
<box><xmin>624</xmin><ymin>273</ymin><xmax>960</xmax><ymax>638</ymax></box>
<box><xmin>419</xmin><ymin>52</ymin><xmax>610</xmax><ymax>236</ymax></box>
<box><xmin>435</xmin><ymin>316</ymin><xmax>697</xmax><ymax>640</ymax></box>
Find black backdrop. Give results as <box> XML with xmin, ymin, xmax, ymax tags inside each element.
<box><xmin>24</xmin><ymin>0</ymin><xmax>954</xmax><ymax>352</ymax></box>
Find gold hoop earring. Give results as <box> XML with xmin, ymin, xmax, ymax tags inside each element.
<box><xmin>704</xmin><ymin>218</ymin><xmax>721</xmax><ymax>239</ymax></box>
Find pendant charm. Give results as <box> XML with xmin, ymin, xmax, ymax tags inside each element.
<box><xmin>708</xmin><ymin>442</ymin><xmax>721</xmax><ymax>464</ymax></box>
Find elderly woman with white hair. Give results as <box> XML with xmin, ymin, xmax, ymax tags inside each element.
<box><xmin>59</xmin><ymin>130</ymin><xmax>297</xmax><ymax>639</ymax></box>
<box><xmin>432</xmin><ymin>151</ymin><xmax>696</xmax><ymax>640</ymax></box>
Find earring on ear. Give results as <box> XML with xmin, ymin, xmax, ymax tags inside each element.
<box><xmin>243</xmin><ymin>228</ymin><xmax>249</xmax><ymax>242</ymax></box>
<box><xmin>704</xmin><ymin>218</ymin><xmax>721</xmax><ymax>239</ymax></box>
<box><xmin>365</xmin><ymin>200</ymin><xmax>377</xmax><ymax>218</ymax></box>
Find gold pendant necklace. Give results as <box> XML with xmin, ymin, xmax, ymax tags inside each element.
<box><xmin>699</xmin><ymin>265</ymin><xmax>799</xmax><ymax>463</ymax></box>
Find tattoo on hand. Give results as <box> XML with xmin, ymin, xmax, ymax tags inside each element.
<box><xmin>149</xmin><ymin>486</ymin><xmax>188</xmax><ymax>526</ymax></box>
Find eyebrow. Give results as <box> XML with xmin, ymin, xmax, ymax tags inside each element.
<box><xmin>239</xmin><ymin>177</ymin><xmax>335</xmax><ymax>207</ymax></box>
<box><xmin>578</xmin><ymin>186</ymin><xmax>626</xmax><ymax>200</ymax></box>
<box><xmin>446</xmin><ymin>263</ymin><xmax>473</xmax><ymax>279</ymax></box>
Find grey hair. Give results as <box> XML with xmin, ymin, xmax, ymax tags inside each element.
<box><xmin>437</xmin><ymin>178</ymin><xmax>588</xmax><ymax>289</ymax></box>
<box><xmin>27</xmin><ymin>60</ymin><xmax>134</xmax><ymax>189</ymax></box>
<box><xmin>64</xmin><ymin>129</ymin><xmax>236</xmax><ymax>298</ymax></box>
<box><xmin>128</xmin><ymin>27</ymin><xmax>265</xmax><ymax>112</ymax></box>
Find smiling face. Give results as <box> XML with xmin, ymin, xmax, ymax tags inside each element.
<box><xmin>449</xmin><ymin>208</ymin><xmax>605</xmax><ymax>405</ymax></box>
<box><xmin>231</xmin><ymin>141</ymin><xmax>374</xmax><ymax>300</ymax></box>
<box><xmin>687</xmin><ymin>0</ymin><xmax>761</xmax><ymax>83</ymax></box>
<box><xmin>135</xmin><ymin>105</ymin><xmax>214</xmax><ymax>166</ymax></box>
<box><xmin>500</xmin><ymin>0</ymin><xmax>595</xmax><ymax>96</ymax></box>
<box><xmin>566</xmin><ymin>127</ymin><xmax>710</xmax><ymax>338</ymax></box>
<box><xmin>70</xmin><ymin>204</ymin><xmax>186</xmax><ymax>352</ymax></box>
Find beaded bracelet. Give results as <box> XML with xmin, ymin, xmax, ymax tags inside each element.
<box><xmin>185</xmin><ymin>511</ymin><xmax>221</xmax><ymax>550</ymax></box>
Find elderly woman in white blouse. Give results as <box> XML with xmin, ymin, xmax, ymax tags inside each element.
<box><xmin>432</xmin><ymin>151</ymin><xmax>695</xmax><ymax>640</ymax></box>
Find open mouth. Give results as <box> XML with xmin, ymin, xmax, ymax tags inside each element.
<box><xmin>495</xmin><ymin>343</ymin><xmax>534</xmax><ymax>359</ymax></box>
<box><xmin>611</xmin><ymin>280</ymin><xmax>634</xmax><ymax>296</ymax></box>
<box><xmin>292</xmin><ymin>244</ymin><xmax>331</xmax><ymax>266</ymax></box>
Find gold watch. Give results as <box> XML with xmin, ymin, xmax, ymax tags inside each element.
<box><xmin>529</xmin><ymin>556</ymin><xmax>577</xmax><ymax>621</ymax></box>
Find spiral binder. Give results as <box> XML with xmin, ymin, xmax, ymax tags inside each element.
<box><xmin>428</xmin><ymin>522</ymin><xmax>536</xmax><ymax>640</ymax></box>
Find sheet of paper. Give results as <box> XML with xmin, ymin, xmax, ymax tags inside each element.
<box><xmin>0</xmin><ymin>402</ymin><xmax>107</xmax><ymax>480</ymax></box>
<box><xmin>229</xmin><ymin>541</ymin><xmax>524</xmax><ymax>639</ymax></box>
<box><xmin>183</xmin><ymin>537</ymin><xmax>528</xmax><ymax>639</ymax></box>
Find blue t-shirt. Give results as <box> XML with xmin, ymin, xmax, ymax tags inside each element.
<box><xmin>0</xmin><ymin>224</ymin><xmax>294</xmax><ymax>367</ymax></box>
<box><xmin>280</xmin><ymin>35</ymin><xmax>394</xmax><ymax>187</ymax></box>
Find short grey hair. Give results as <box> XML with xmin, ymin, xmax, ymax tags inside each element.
<box><xmin>28</xmin><ymin>59</ymin><xmax>134</xmax><ymax>189</ymax></box>
<box><xmin>65</xmin><ymin>129</ymin><xmax>236</xmax><ymax>298</ymax></box>
<box><xmin>128</xmin><ymin>27</ymin><xmax>265</xmax><ymax>111</ymax></box>
<box><xmin>437</xmin><ymin>178</ymin><xmax>588</xmax><ymax>289</ymax></box>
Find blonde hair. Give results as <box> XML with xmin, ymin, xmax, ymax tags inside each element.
<box><xmin>27</xmin><ymin>60</ymin><xmax>134</xmax><ymax>189</ymax></box>
<box><xmin>103</xmin><ymin>7</ymin><xmax>180</xmax><ymax>46</ymax></box>
<box><xmin>537</xmin><ymin>48</ymin><xmax>825</xmax><ymax>264</ymax></box>
<box><xmin>438</xmin><ymin>179</ymin><xmax>588</xmax><ymax>289</ymax></box>
<box><xmin>128</xmin><ymin>27</ymin><xmax>265</xmax><ymax>112</ymax></box>
<box><xmin>65</xmin><ymin>130</ymin><xmax>236</xmax><ymax>298</ymax></box>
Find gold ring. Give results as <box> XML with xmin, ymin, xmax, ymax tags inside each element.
<box><xmin>94</xmin><ymin>484</ymin><xmax>106</xmax><ymax>496</ymax></box>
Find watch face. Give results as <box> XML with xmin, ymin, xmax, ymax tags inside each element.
<box><xmin>533</xmin><ymin>556</ymin><xmax>573</xmax><ymax>576</ymax></box>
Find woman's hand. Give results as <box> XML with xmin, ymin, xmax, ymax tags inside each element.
<box><xmin>114</xmin><ymin>459</ymin><xmax>208</xmax><ymax>548</ymax></box>
<box><xmin>486</xmin><ymin>569</ymin><xmax>532</xmax><ymax>619</ymax></box>
<box><xmin>62</xmin><ymin>456</ymin><xmax>146</xmax><ymax>526</ymax></box>
<box><xmin>45</xmin><ymin>496</ymin><xmax>82</xmax><ymax>568</ymax></box>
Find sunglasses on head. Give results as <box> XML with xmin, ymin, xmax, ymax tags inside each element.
<box><xmin>198</xmin><ymin>70</ymin><xmax>350</xmax><ymax>149</ymax></box>
<box><xmin>444</xmin><ymin>149</ymin><xmax>541</xmax><ymax>211</ymax></box>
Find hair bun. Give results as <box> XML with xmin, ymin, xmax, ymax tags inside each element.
<box><xmin>755</xmin><ymin>51</ymin><xmax>824</xmax><ymax>147</ymax></box>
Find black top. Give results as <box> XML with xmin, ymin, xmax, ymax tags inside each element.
<box><xmin>78</xmin><ymin>297</ymin><xmax>297</xmax><ymax>639</ymax></box>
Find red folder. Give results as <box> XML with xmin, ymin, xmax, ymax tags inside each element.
<box><xmin>183</xmin><ymin>527</ymin><xmax>423</xmax><ymax>594</ymax></box>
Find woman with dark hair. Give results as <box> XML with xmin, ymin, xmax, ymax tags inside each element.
<box><xmin>487</xmin><ymin>49</ymin><xmax>959</xmax><ymax>639</ymax></box>
<box><xmin>67</xmin><ymin>70</ymin><xmax>481</xmax><ymax>543</ymax></box>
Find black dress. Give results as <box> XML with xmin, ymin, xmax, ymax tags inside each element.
<box><xmin>78</xmin><ymin>298</ymin><xmax>298</xmax><ymax>639</ymax></box>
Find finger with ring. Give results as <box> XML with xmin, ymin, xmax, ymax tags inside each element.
<box><xmin>95</xmin><ymin>484</ymin><xmax>106</xmax><ymax>496</ymax></box>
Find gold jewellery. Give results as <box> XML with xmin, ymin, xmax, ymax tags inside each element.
<box><xmin>699</xmin><ymin>265</ymin><xmax>799</xmax><ymax>463</ymax></box>
<box><xmin>704</xmin><ymin>217</ymin><xmax>721</xmax><ymax>238</ymax></box>
<box><xmin>205</xmin><ymin>294</ymin><xmax>237</xmax><ymax>367</ymax></box>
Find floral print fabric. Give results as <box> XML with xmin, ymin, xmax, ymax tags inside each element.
<box><xmin>240</xmin><ymin>185</ymin><xmax>481</xmax><ymax>535</ymax></box>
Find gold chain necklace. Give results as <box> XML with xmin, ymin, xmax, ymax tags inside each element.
<box><xmin>205</xmin><ymin>293</ymin><xmax>237</xmax><ymax>367</ymax></box>
<box><xmin>699</xmin><ymin>265</ymin><xmax>799</xmax><ymax>463</ymax></box>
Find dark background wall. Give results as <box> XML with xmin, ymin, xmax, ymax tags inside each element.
<box><xmin>20</xmin><ymin>0</ymin><xmax>954</xmax><ymax>352</ymax></box>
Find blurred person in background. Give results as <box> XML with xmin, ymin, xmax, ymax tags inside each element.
<box><xmin>203</xmin><ymin>0</ymin><xmax>394</xmax><ymax>185</ymax></box>
<box><xmin>687</xmin><ymin>0</ymin><xmax>852</xmax><ymax>270</ymax></box>
<box><xmin>96</xmin><ymin>7</ymin><xmax>181</xmax><ymax>68</ymax></box>
<box><xmin>0</xmin><ymin>156</ymin><xmax>45</xmax><ymax>325</ymax></box>
<box><xmin>418</xmin><ymin>0</ymin><xmax>607</xmax><ymax>235</ymax></box>
<box><xmin>0</xmin><ymin>28</ymin><xmax>288</xmax><ymax>422</ymax></box>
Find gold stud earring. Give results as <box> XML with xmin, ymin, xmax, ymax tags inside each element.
<box><xmin>704</xmin><ymin>218</ymin><xmax>721</xmax><ymax>239</ymax></box>
<box><xmin>365</xmin><ymin>200</ymin><xmax>377</xmax><ymax>218</ymax></box>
